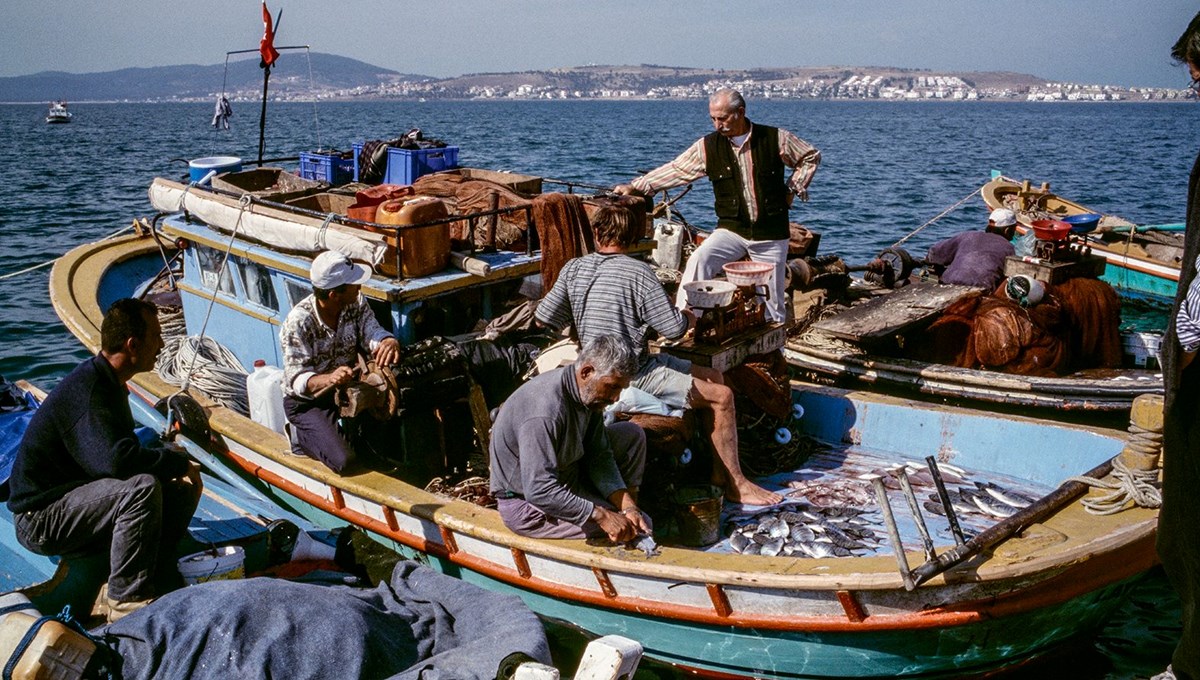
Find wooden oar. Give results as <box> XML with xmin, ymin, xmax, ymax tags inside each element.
<box><xmin>907</xmin><ymin>457</ymin><xmax>1114</xmax><ymax>589</ymax></box>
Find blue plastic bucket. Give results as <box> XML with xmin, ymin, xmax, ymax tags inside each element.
<box><xmin>188</xmin><ymin>156</ymin><xmax>242</xmax><ymax>183</ymax></box>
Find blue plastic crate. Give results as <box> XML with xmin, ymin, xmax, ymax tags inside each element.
<box><xmin>298</xmin><ymin>151</ymin><xmax>355</xmax><ymax>186</ymax></box>
<box><xmin>384</xmin><ymin>146</ymin><xmax>459</xmax><ymax>185</ymax></box>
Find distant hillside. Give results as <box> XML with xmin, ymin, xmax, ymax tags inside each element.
<box><xmin>0</xmin><ymin>53</ymin><xmax>428</xmax><ymax>103</ymax></box>
<box><xmin>0</xmin><ymin>59</ymin><xmax>1180</xmax><ymax>104</ymax></box>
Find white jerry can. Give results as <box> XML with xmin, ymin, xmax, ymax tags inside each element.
<box><xmin>246</xmin><ymin>360</ymin><xmax>287</xmax><ymax>434</ymax></box>
<box><xmin>651</xmin><ymin>218</ymin><xmax>686</xmax><ymax>271</ymax></box>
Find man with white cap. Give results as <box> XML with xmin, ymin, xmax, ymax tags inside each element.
<box><xmin>279</xmin><ymin>250</ymin><xmax>401</xmax><ymax>472</ymax></box>
<box><xmin>871</xmin><ymin>208</ymin><xmax>1018</xmax><ymax>290</ymax></box>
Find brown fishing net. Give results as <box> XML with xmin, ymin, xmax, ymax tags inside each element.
<box><xmin>917</xmin><ymin>277</ymin><xmax>1122</xmax><ymax>376</ymax></box>
<box><xmin>533</xmin><ymin>193</ymin><xmax>594</xmax><ymax>292</ymax></box>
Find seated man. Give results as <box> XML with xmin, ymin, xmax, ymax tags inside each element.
<box><xmin>535</xmin><ymin>205</ymin><xmax>781</xmax><ymax>505</ymax></box>
<box><xmin>489</xmin><ymin>335</ymin><xmax>650</xmax><ymax>541</ymax></box>
<box><xmin>2</xmin><ymin>298</ymin><xmax>202</xmax><ymax>622</ymax></box>
<box><xmin>280</xmin><ymin>250</ymin><xmax>402</xmax><ymax>473</ymax></box>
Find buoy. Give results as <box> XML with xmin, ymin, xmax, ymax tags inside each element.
<box><xmin>792</xmin><ymin>403</ymin><xmax>805</xmax><ymax>420</ymax></box>
<box><xmin>680</xmin><ymin>448</ymin><xmax>693</xmax><ymax>465</ymax></box>
<box><xmin>774</xmin><ymin>428</ymin><xmax>792</xmax><ymax>445</ymax></box>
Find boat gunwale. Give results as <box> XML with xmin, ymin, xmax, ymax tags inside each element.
<box><xmin>49</xmin><ymin>231</ymin><xmax>1160</xmax><ymax>626</ymax></box>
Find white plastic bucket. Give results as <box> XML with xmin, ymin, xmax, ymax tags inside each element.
<box><xmin>177</xmin><ymin>546</ymin><xmax>245</xmax><ymax>585</ymax></box>
<box><xmin>1122</xmin><ymin>331</ymin><xmax>1163</xmax><ymax>370</ymax></box>
<box><xmin>188</xmin><ymin>156</ymin><xmax>242</xmax><ymax>182</ymax></box>
<box><xmin>247</xmin><ymin>361</ymin><xmax>287</xmax><ymax>434</ymax></box>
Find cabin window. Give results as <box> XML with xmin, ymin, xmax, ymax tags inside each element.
<box><xmin>236</xmin><ymin>257</ymin><xmax>279</xmax><ymax>311</ymax></box>
<box><xmin>195</xmin><ymin>245</ymin><xmax>237</xmax><ymax>296</ymax></box>
<box><xmin>284</xmin><ymin>279</ymin><xmax>311</xmax><ymax>308</ymax></box>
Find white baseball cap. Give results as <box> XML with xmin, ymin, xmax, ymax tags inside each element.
<box><xmin>989</xmin><ymin>208</ymin><xmax>1017</xmax><ymax>228</ymax></box>
<box><xmin>310</xmin><ymin>250</ymin><xmax>372</xmax><ymax>289</ymax></box>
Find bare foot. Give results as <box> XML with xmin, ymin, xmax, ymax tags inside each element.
<box><xmin>726</xmin><ymin>481</ymin><xmax>782</xmax><ymax>506</ymax></box>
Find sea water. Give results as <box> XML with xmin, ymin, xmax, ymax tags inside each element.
<box><xmin>0</xmin><ymin>99</ymin><xmax>1194</xmax><ymax>677</ymax></box>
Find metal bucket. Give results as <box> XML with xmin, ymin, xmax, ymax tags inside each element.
<box><xmin>672</xmin><ymin>484</ymin><xmax>723</xmax><ymax>547</ymax></box>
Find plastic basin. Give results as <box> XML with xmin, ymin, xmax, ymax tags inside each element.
<box><xmin>683</xmin><ymin>280</ymin><xmax>737</xmax><ymax>308</ymax></box>
<box><xmin>1030</xmin><ymin>219</ymin><xmax>1072</xmax><ymax>241</ymax></box>
<box><xmin>1063</xmin><ymin>213</ymin><xmax>1101</xmax><ymax>234</ymax></box>
<box><xmin>723</xmin><ymin>261</ymin><xmax>773</xmax><ymax>286</ymax></box>
<box><xmin>189</xmin><ymin>156</ymin><xmax>243</xmax><ymax>182</ymax></box>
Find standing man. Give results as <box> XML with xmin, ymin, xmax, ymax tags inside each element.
<box><xmin>489</xmin><ymin>335</ymin><xmax>650</xmax><ymax>542</ymax></box>
<box><xmin>280</xmin><ymin>250</ymin><xmax>401</xmax><ymax>473</ymax></box>
<box><xmin>615</xmin><ymin>88</ymin><xmax>822</xmax><ymax>323</ymax></box>
<box><xmin>536</xmin><ymin>205</ymin><xmax>781</xmax><ymax>505</ymax></box>
<box><xmin>1158</xmin><ymin>12</ymin><xmax>1200</xmax><ymax>680</ymax></box>
<box><xmin>3</xmin><ymin>298</ymin><xmax>202</xmax><ymax>622</ymax></box>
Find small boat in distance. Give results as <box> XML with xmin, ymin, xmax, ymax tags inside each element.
<box><xmin>982</xmin><ymin>173</ymin><xmax>1183</xmax><ymax>303</ymax></box>
<box><xmin>45</xmin><ymin>100</ymin><xmax>71</xmax><ymax>124</ymax></box>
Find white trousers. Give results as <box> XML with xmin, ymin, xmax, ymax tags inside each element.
<box><xmin>675</xmin><ymin>228</ymin><xmax>790</xmax><ymax>322</ymax></box>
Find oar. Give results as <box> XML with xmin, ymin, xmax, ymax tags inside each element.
<box><xmin>907</xmin><ymin>457</ymin><xmax>1114</xmax><ymax>588</ymax></box>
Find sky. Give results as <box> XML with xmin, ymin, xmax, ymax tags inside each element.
<box><xmin>2</xmin><ymin>1</ymin><xmax>1196</xmax><ymax>88</ymax></box>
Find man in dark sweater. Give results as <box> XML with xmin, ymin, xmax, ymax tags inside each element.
<box><xmin>868</xmin><ymin>208</ymin><xmax>1017</xmax><ymax>290</ymax></box>
<box><xmin>3</xmin><ymin>298</ymin><xmax>201</xmax><ymax>622</ymax></box>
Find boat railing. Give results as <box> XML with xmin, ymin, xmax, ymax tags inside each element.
<box><xmin>185</xmin><ymin>181</ymin><xmax>538</xmax><ymax>259</ymax></box>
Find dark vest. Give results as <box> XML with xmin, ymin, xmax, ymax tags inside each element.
<box><xmin>704</xmin><ymin>124</ymin><xmax>791</xmax><ymax>240</ymax></box>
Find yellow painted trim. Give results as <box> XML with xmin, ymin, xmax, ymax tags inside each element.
<box><xmin>176</xmin><ymin>280</ymin><xmax>280</xmax><ymax>326</ymax></box>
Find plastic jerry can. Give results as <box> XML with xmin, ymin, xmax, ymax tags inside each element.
<box><xmin>246</xmin><ymin>360</ymin><xmax>287</xmax><ymax>434</ymax></box>
<box><xmin>0</xmin><ymin>593</ymin><xmax>95</xmax><ymax>680</ymax></box>
<box><xmin>375</xmin><ymin>196</ymin><xmax>451</xmax><ymax>278</ymax></box>
<box><xmin>651</xmin><ymin>219</ymin><xmax>685</xmax><ymax>270</ymax></box>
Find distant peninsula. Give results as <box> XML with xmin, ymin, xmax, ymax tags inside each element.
<box><xmin>0</xmin><ymin>54</ymin><xmax>1189</xmax><ymax>104</ymax></box>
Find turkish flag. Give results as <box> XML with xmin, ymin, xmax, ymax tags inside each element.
<box><xmin>259</xmin><ymin>2</ymin><xmax>280</xmax><ymax>68</ymax></box>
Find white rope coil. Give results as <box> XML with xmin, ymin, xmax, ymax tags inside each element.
<box><xmin>1067</xmin><ymin>455</ymin><xmax>1162</xmax><ymax>516</ymax></box>
<box><xmin>156</xmin><ymin>335</ymin><xmax>249</xmax><ymax>415</ymax></box>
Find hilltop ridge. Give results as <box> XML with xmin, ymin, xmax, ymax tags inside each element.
<box><xmin>0</xmin><ymin>55</ymin><xmax>1187</xmax><ymax>103</ymax></box>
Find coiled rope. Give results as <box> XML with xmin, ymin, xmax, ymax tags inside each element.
<box><xmin>156</xmin><ymin>194</ymin><xmax>253</xmax><ymax>417</ymax></box>
<box><xmin>891</xmin><ymin>186</ymin><xmax>983</xmax><ymax>248</ymax></box>
<box><xmin>1066</xmin><ymin>424</ymin><xmax>1163</xmax><ymax>515</ymax></box>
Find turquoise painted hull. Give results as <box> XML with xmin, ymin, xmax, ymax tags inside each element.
<box><xmin>1101</xmin><ymin>266</ymin><xmax>1178</xmax><ymax>305</ymax></box>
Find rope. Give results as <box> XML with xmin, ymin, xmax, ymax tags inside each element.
<box><xmin>891</xmin><ymin>185</ymin><xmax>983</xmax><ymax>248</ymax></box>
<box><xmin>0</xmin><ymin>221</ymin><xmax>137</xmax><ymax>281</ymax></box>
<box><xmin>157</xmin><ymin>335</ymin><xmax>249</xmax><ymax>414</ymax></box>
<box><xmin>316</xmin><ymin>212</ymin><xmax>336</xmax><ymax>250</ymax></box>
<box><xmin>1066</xmin><ymin>454</ymin><xmax>1162</xmax><ymax>515</ymax></box>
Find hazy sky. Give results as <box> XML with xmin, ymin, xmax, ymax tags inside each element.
<box><xmin>3</xmin><ymin>1</ymin><xmax>1196</xmax><ymax>88</ymax></box>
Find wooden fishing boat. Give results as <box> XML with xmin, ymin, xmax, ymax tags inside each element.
<box><xmin>46</xmin><ymin>198</ymin><xmax>1162</xmax><ymax>677</ymax></box>
<box><xmin>981</xmin><ymin>174</ymin><xmax>1183</xmax><ymax>303</ymax></box>
<box><xmin>784</xmin><ymin>281</ymin><xmax>1163</xmax><ymax>414</ymax></box>
<box><xmin>0</xmin><ymin>380</ymin><xmax>583</xmax><ymax>679</ymax></box>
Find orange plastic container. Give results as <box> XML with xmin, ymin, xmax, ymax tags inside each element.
<box><xmin>375</xmin><ymin>196</ymin><xmax>451</xmax><ymax>278</ymax></box>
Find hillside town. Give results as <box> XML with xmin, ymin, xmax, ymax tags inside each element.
<box><xmin>333</xmin><ymin>70</ymin><xmax>1190</xmax><ymax>103</ymax></box>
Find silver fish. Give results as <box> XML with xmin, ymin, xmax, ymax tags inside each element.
<box><xmin>790</xmin><ymin>523</ymin><xmax>816</xmax><ymax>544</ymax></box>
<box><xmin>730</xmin><ymin>531</ymin><xmax>751</xmax><ymax>553</ymax></box>
<box><xmin>964</xmin><ymin>489</ymin><xmax>1017</xmax><ymax>519</ymax></box>
<box><xmin>632</xmin><ymin>534</ymin><xmax>659</xmax><ymax>558</ymax></box>
<box><xmin>759</xmin><ymin>537</ymin><xmax>785</xmax><ymax>557</ymax></box>
<box><xmin>978</xmin><ymin>482</ymin><xmax>1035</xmax><ymax>509</ymax></box>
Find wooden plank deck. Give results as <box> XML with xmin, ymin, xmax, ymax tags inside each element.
<box><xmin>811</xmin><ymin>282</ymin><xmax>981</xmax><ymax>344</ymax></box>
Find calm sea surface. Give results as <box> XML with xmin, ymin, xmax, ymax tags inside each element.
<box><xmin>1</xmin><ymin>99</ymin><xmax>1196</xmax><ymax>677</ymax></box>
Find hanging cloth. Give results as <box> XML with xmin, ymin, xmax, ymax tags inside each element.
<box><xmin>211</xmin><ymin>95</ymin><xmax>232</xmax><ymax>130</ymax></box>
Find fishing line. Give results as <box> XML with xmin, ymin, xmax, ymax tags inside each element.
<box><xmin>0</xmin><ymin>222</ymin><xmax>137</xmax><ymax>280</ymax></box>
<box><xmin>890</xmin><ymin>186</ymin><xmax>983</xmax><ymax>249</ymax></box>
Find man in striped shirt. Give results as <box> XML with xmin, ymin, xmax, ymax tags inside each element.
<box><xmin>536</xmin><ymin>205</ymin><xmax>782</xmax><ymax>506</ymax></box>
<box><xmin>615</xmin><ymin>88</ymin><xmax>821</xmax><ymax>323</ymax></box>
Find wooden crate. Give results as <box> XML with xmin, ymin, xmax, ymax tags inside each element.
<box><xmin>1002</xmin><ymin>254</ymin><xmax>1106</xmax><ymax>285</ymax></box>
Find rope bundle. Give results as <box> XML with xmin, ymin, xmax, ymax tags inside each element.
<box><xmin>156</xmin><ymin>335</ymin><xmax>250</xmax><ymax>415</ymax></box>
<box><xmin>1067</xmin><ymin>454</ymin><xmax>1162</xmax><ymax>515</ymax></box>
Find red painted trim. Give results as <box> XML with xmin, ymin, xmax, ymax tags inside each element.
<box><xmin>706</xmin><ymin>583</ymin><xmax>732</xmax><ymax>618</ymax></box>
<box><xmin>383</xmin><ymin>506</ymin><xmax>399</xmax><ymax>532</ymax></box>
<box><xmin>211</xmin><ymin>442</ymin><xmax>1158</xmax><ymax>633</ymax></box>
<box><xmin>439</xmin><ymin>526</ymin><xmax>459</xmax><ymax>555</ymax></box>
<box><xmin>592</xmin><ymin>567</ymin><xmax>618</xmax><ymax>599</ymax></box>
<box><xmin>511</xmin><ymin>548</ymin><xmax>531</xmax><ymax>579</ymax></box>
<box><xmin>330</xmin><ymin>486</ymin><xmax>345</xmax><ymax>510</ymax></box>
<box><xmin>837</xmin><ymin>590</ymin><xmax>867</xmax><ymax>623</ymax></box>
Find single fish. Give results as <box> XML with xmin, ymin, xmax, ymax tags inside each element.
<box><xmin>730</xmin><ymin>531</ymin><xmax>751</xmax><ymax>553</ymax></box>
<box><xmin>760</xmin><ymin>537</ymin><xmax>785</xmax><ymax>557</ymax></box>
<box><xmin>790</xmin><ymin>523</ymin><xmax>816</xmax><ymax>544</ymax></box>
<box><xmin>977</xmin><ymin>482</ymin><xmax>1035</xmax><ymax>509</ymax></box>
<box><xmin>963</xmin><ymin>489</ymin><xmax>1017</xmax><ymax>519</ymax></box>
<box><xmin>632</xmin><ymin>534</ymin><xmax>659</xmax><ymax>558</ymax></box>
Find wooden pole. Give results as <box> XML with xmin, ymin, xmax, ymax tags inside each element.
<box><xmin>258</xmin><ymin>65</ymin><xmax>271</xmax><ymax>166</ymax></box>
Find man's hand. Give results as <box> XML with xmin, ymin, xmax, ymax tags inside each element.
<box><xmin>310</xmin><ymin>365</ymin><xmax>357</xmax><ymax>395</ymax></box>
<box><xmin>612</xmin><ymin>184</ymin><xmax>643</xmax><ymax>197</ymax></box>
<box><xmin>592</xmin><ymin>505</ymin><xmax>637</xmax><ymax>543</ymax></box>
<box><xmin>373</xmin><ymin>337</ymin><xmax>401</xmax><ymax>367</ymax></box>
<box><xmin>621</xmin><ymin>506</ymin><xmax>652</xmax><ymax>536</ymax></box>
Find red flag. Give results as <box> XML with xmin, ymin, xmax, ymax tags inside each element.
<box><xmin>259</xmin><ymin>2</ymin><xmax>280</xmax><ymax>67</ymax></box>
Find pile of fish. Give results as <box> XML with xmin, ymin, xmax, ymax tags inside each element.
<box><xmin>725</xmin><ymin>503</ymin><xmax>883</xmax><ymax>557</ymax></box>
<box><xmin>725</xmin><ymin>460</ymin><xmax>1045</xmax><ymax>558</ymax></box>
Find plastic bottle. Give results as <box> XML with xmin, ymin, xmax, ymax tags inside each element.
<box><xmin>651</xmin><ymin>219</ymin><xmax>685</xmax><ymax>270</ymax></box>
<box><xmin>246</xmin><ymin>359</ymin><xmax>287</xmax><ymax>434</ymax></box>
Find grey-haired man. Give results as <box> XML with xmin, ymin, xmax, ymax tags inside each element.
<box><xmin>488</xmin><ymin>335</ymin><xmax>650</xmax><ymax>542</ymax></box>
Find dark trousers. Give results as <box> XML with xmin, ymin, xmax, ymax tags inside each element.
<box><xmin>284</xmin><ymin>393</ymin><xmax>357</xmax><ymax>473</ymax></box>
<box><xmin>13</xmin><ymin>474</ymin><xmax>199</xmax><ymax>601</ymax></box>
